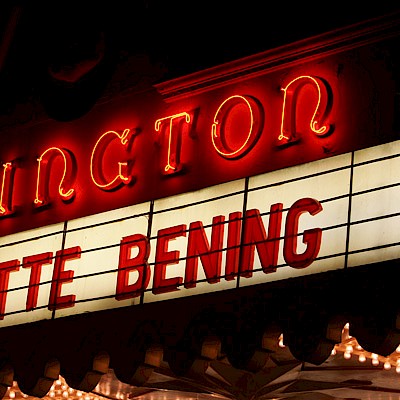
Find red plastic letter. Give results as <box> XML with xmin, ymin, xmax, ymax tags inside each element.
<box><xmin>48</xmin><ymin>246</ymin><xmax>81</xmax><ymax>310</ymax></box>
<box><xmin>185</xmin><ymin>216</ymin><xmax>225</xmax><ymax>288</ymax></box>
<box><xmin>22</xmin><ymin>252</ymin><xmax>53</xmax><ymax>311</ymax></box>
<box><xmin>240</xmin><ymin>204</ymin><xmax>283</xmax><ymax>277</ymax></box>
<box><xmin>225</xmin><ymin>211</ymin><xmax>242</xmax><ymax>280</ymax></box>
<box><xmin>0</xmin><ymin>259</ymin><xmax>19</xmax><ymax>320</ymax></box>
<box><xmin>283</xmin><ymin>197</ymin><xmax>322</xmax><ymax>269</ymax></box>
<box><xmin>116</xmin><ymin>234</ymin><xmax>150</xmax><ymax>300</ymax></box>
<box><xmin>153</xmin><ymin>224</ymin><xmax>186</xmax><ymax>294</ymax></box>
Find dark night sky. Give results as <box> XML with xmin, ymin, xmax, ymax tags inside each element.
<box><xmin>0</xmin><ymin>1</ymin><xmax>399</xmax><ymax>119</ymax></box>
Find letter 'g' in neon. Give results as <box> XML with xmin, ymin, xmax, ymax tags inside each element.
<box><xmin>90</xmin><ymin>128</ymin><xmax>135</xmax><ymax>190</ymax></box>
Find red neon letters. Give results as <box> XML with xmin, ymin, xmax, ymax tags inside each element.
<box><xmin>0</xmin><ymin>74</ymin><xmax>333</xmax><ymax>219</ymax></box>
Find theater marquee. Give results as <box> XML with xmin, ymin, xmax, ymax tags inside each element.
<box><xmin>0</xmin><ymin>35</ymin><xmax>397</xmax><ymax>328</ymax></box>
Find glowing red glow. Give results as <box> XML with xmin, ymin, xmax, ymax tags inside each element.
<box><xmin>90</xmin><ymin>128</ymin><xmax>134</xmax><ymax>190</ymax></box>
<box><xmin>212</xmin><ymin>95</ymin><xmax>263</xmax><ymax>158</ymax></box>
<box><xmin>34</xmin><ymin>147</ymin><xmax>76</xmax><ymax>206</ymax></box>
<box><xmin>155</xmin><ymin>112</ymin><xmax>190</xmax><ymax>174</ymax></box>
<box><xmin>278</xmin><ymin>75</ymin><xmax>333</xmax><ymax>144</ymax></box>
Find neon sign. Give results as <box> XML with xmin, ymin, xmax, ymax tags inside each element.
<box><xmin>0</xmin><ymin>74</ymin><xmax>335</xmax><ymax>236</ymax></box>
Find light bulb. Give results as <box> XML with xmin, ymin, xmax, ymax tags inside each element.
<box><xmin>384</xmin><ymin>361</ymin><xmax>391</xmax><ymax>370</ymax></box>
<box><xmin>359</xmin><ymin>354</ymin><xmax>366</xmax><ymax>362</ymax></box>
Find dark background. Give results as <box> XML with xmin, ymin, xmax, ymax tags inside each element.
<box><xmin>0</xmin><ymin>1</ymin><xmax>399</xmax><ymax>120</ymax></box>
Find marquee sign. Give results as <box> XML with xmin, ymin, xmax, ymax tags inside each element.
<box><xmin>0</xmin><ymin>139</ymin><xmax>399</xmax><ymax>327</ymax></box>
<box><xmin>0</xmin><ymin>43</ymin><xmax>395</xmax><ymax>238</ymax></box>
<box><xmin>0</xmin><ymin>39</ymin><xmax>397</xmax><ymax>327</ymax></box>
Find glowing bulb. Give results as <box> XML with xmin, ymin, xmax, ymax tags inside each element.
<box><xmin>372</xmin><ymin>358</ymin><xmax>380</xmax><ymax>366</ymax></box>
<box><xmin>331</xmin><ymin>348</ymin><xmax>336</xmax><ymax>356</ymax></box>
<box><xmin>396</xmin><ymin>344</ymin><xmax>400</xmax><ymax>353</ymax></box>
<box><xmin>49</xmin><ymin>391</ymin><xmax>55</xmax><ymax>398</ymax></box>
<box><xmin>344</xmin><ymin>351</ymin><xmax>351</xmax><ymax>359</ymax></box>
<box><xmin>396</xmin><ymin>365</ymin><xmax>400</xmax><ymax>373</ymax></box>
<box><xmin>384</xmin><ymin>361</ymin><xmax>391</xmax><ymax>370</ymax></box>
<box><xmin>77</xmin><ymin>391</ymin><xmax>83</xmax><ymax>397</ymax></box>
<box><xmin>346</xmin><ymin>345</ymin><xmax>353</xmax><ymax>353</ymax></box>
<box><xmin>62</xmin><ymin>391</ymin><xmax>68</xmax><ymax>398</ymax></box>
<box><xmin>278</xmin><ymin>333</ymin><xmax>285</xmax><ymax>348</ymax></box>
<box><xmin>9</xmin><ymin>391</ymin><xmax>15</xmax><ymax>399</ymax></box>
<box><xmin>358</xmin><ymin>354</ymin><xmax>366</xmax><ymax>362</ymax></box>
<box><xmin>372</xmin><ymin>353</ymin><xmax>378</xmax><ymax>360</ymax></box>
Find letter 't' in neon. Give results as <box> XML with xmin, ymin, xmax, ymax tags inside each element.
<box><xmin>155</xmin><ymin>112</ymin><xmax>190</xmax><ymax>175</ymax></box>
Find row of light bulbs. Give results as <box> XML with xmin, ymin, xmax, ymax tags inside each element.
<box><xmin>4</xmin><ymin>322</ymin><xmax>400</xmax><ymax>399</ymax></box>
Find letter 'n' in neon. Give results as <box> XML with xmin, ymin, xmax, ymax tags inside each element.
<box><xmin>278</xmin><ymin>75</ymin><xmax>333</xmax><ymax>145</ymax></box>
<box><xmin>34</xmin><ymin>147</ymin><xmax>76</xmax><ymax>207</ymax></box>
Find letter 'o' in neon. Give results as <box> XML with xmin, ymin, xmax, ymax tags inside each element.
<box><xmin>212</xmin><ymin>95</ymin><xmax>264</xmax><ymax>159</ymax></box>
